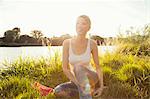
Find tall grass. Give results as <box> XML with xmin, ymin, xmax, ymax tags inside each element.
<box><xmin>116</xmin><ymin>24</ymin><xmax>150</xmax><ymax>57</ymax></box>
<box><xmin>0</xmin><ymin>52</ymin><xmax>68</xmax><ymax>99</ymax></box>
<box><xmin>0</xmin><ymin>52</ymin><xmax>149</xmax><ymax>99</ymax></box>
<box><xmin>100</xmin><ymin>53</ymin><xmax>150</xmax><ymax>99</ymax></box>
<box><xmin>0</xmin><ymin>25</ymin><xmax>150</xmax><ymax>99</ymax></box>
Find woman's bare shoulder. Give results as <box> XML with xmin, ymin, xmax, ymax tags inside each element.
<box><xmin>62</xmin><ymin>38</ymin><xmax>71</xmax><ymax>46</ymax></box>
<box><xmin>90</xmin><ymin>39</ymin><xmax>97</xmax><ymax>46</ymax></box>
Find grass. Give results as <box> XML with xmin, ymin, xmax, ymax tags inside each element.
<box><xmin>0</xmin><ymin>25</ymin><xmax>150</xmax><ymax>99</ymax></box>
<box><xmin>0</xmin><ymin>51</ymin><xmax>149</xmax><ymax>99</ymax></box>
<box><xmin>100</xmin><ymin>53</ymin><xmax>150</xmax><ymax>99</ymax></box>
<box><xmin>0</xmin><ymin>53</ymin><xmax>67</xmax><ymax>99</ymax></box>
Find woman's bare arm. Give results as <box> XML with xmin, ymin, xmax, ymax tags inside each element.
<box><xmin>62</xmin><ymin>39</ymin><xmax>78</xmax><ymax>85</ymax></box>
<box><xmin>91</xmin><ymin>40</ymin><xmax>104</xmax><ymax>88</ymax></box>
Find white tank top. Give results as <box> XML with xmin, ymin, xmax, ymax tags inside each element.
<box><xmin>69</xmin><ymin>38</ymin><xmax>96</xmax><ymax>72</ymax></box>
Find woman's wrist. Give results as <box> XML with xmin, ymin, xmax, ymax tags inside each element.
<box><xmin>101</xmin><ymin>84</ymin><xmax>104</xmax><ymax>87</ymax></box>
<box><xmin>99</xmin><ymin>81</ymin><xmax>104</xmax><ymax>88</ymax></box>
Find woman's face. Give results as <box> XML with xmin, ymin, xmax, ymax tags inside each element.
<box><xmin>76</xmin><ymin>17</ymin><xmax>90</xmax><ymax>35</ymax></box>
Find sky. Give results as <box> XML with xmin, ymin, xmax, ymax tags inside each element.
<box><xmin>0</xmin><ymin>0</ymin><xmax>150</xmax><ymax>38</ymax></box>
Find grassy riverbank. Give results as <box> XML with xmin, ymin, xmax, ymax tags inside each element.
<box><xmin>0</xmin><ymin>53</ymin><xmax>149</xmax><ymax>99</ymax></box>
<box><xmin>0</xmin><ymin>32</ymin><xmax>150</xmax><ymax>99</ymax></box>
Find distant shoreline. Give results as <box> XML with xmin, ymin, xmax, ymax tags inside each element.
<box><xmin>0</xmin><ymin>44</ymin><xmax>61</xmax><ymax>47</ymax></box>
<box><xmin>0</xmin><ymin>43</ymin><xmax>105</xmax><ymax>47</ymax></box>
<box><xmin>0</xmin><ymin>45</ymin><xmax>104</xmax><ymax>47</ymax></box>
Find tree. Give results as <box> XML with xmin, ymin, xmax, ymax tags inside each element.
<box><xmin>12</xmin><ymin>27</ymin><xmax>20</xmax><ymax>38</ymax></box>
<box><xmin>60</xmin><ymin>34</ymin><xmax>72</xmax><ymax>39</ymax></box>
<box><xmin>4</xmin><ymin>30</ymin><xmax>17</xmax><ymax>43</ymax></box>
<box><xmin>3</xmin><ymin>27</ymin><xmax>21</xmax><ymax>43</ymax></box>
<box><xmin>18</xmin><ymin>35</ymin><xmax>31</xmax><ymax>43</ymax></box>
<box><xmin>30</xmin><ymin>30</ymin><xmax>43</xmax><ymax>39</ymax></box>
<box><xmin>90</xmin><ymin>35</ymin><xmax>105</xmax><ymax>45</ymax></box>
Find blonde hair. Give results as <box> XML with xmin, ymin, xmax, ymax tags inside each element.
<box><xmin>78</xmin><ymin>15</ymin><xmax>91</xmax><ymax>26</ymax></box>
<box><xmin>77</xmin><ymin>15</ymin><xmax>91</xmax><ymax>38</ymax></box>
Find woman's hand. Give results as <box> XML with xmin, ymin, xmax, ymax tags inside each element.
<box><xmin>93</xmin><ymin>86</ymin><xmax>107</xmax><ymax>97</ymax></box>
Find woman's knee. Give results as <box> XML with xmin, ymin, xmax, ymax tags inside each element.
<box><xmin>54</xmin><ymin>85</ymin><xmax>68</xmax><ymax>97</ymax></box>
<box><xmin>54</xmin><ymin>82</ymin><xmax>77</xmax><ymax>97</ymax></box>
<box><xmin>54</xmin><ymin>87</ymin><xmax>78</xmax><ymax>98</ymax></box>
<box><xmin>54</xmin><ymin>90</ymin><xmax>67</xmax><ymax>97</ymax></box>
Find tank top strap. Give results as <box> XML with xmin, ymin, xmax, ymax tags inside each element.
<box><xmin>69</xmin><ymin>39</ymin><xmax>72</xmax><ymax>54</ymax></box>
<box><xmin>69</xmin><ymin>39</ymin><xmax>71</xmax><ymax>48</ymax></box>
<box><xmin>87</xmin><ymin>38</ymin><xmax>91</xmax><ymax>52</ymax></box>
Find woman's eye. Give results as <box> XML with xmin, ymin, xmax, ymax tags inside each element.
<box><xmin>77</xmin><ymin>23</ymin><xmax>86</xmax><ymax>25</ymax></box>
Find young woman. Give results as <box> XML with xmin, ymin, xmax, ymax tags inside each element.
<box><xmin>33</xmin><ymin>15</ymin><xmax>105</xmax><ymax>99</ymax></box>
<box><xmin>54</xmin><ymin>15</ymin><xmax>104</xmax><ymax>99</ymax></box>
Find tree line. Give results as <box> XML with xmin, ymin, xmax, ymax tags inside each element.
<box><xmin>0</xmin><ymin>27</ymin><xmax>107</xmax><ymax>47</ymax></box>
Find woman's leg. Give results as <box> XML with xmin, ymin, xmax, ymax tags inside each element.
<box><xmin>54</xmin><ymin>66</ymin><xmax>99</xmax><ymax>99</ymax></box>
<box><xmin>85</xmin><ymin>68</ymin><xmax>99</xmax><ymax>91</ymax></box>
<box><xmin>54</xmin><ymin>81</ymin><xmax>79</xmax><ymax>98</ymax></box>
<box><xmin>73</xmin><ymin>65</ymin><xmax>99</xmax><ymax>99</ymax></box>
<box><xmin>83</xmin><ymin>67</ymin><xmax>101</xmax><ymax>97</ymax></box>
